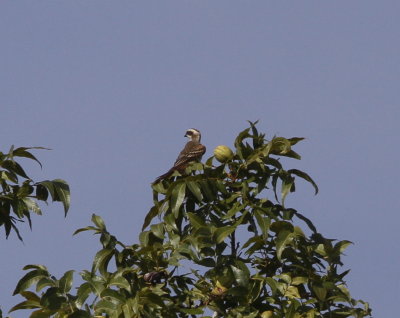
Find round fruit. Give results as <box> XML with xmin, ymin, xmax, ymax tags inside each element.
<box><xmin>214</xmin><ymin>145</ymin><xmax>234</xmax><ymax>163</ymax></box>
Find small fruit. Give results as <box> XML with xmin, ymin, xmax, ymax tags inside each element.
<box><xmin>261</xmin><ymin>311</ymin><xmax>274</xmax><ymax>318</ymax></box>
<box><xmin>214</xmin><ymin>145</ymin><xmax>234</xmax><ymax>163</ymax></box>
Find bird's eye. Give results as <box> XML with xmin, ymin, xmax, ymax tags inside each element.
<box><xmin>186</xmin><ymin>131</ymin><xmax>193</xmax><ymax>135</ymax></box>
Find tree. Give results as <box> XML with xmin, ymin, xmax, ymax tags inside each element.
<box><xmin>8</xmin><ymin>122</ymin><xmax>371</xmax><ymax>318</ymax></box>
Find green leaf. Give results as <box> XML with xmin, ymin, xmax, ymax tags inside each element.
<box><xmin>222</xmin><ymin>201</ymin><xmax>244</xmax><ymax>220</ymax></box>
<box><xmin>22</xmin><ymin>264</ymin><xmax>48</xmax><ymax>271</ymax></box>
<box><xmin>100</xmin><ymin>288</ymin><xmax>126</xmax><ymax>304</ymax></box>
<box><xmin>187</xmin><ymin>212</ymin><xmax>206</xmax><ymax>228</ymax></box>
<box><xmin>293</xmin><ymin>211</ymin><xmax>317</xmax><ymax>233</ymax></box>
<box><xmin>312</xmin><ymin>285</ymin><xmax>327</xmax><ymax>301</ymax></box>
<box><xmin>36</xmin><ymin>277</ymin><xmax>55</xmax><ymax>292</ymax></box>
<box><xmin>186</xmin><ymin>181</ymin><xmax>203</xmax><ymax>201</ymax></box>
<box><xmin>150</xmin><ymin>223</ymin><xmax>164</xmax><ymax>239</ymax></box>
<box><xmin>284</xmin><ymin>285</ymin><xmax>300</xmax><ymax>299</ymax></box>
<box><xmin>270</xmin><ymin>221</ymin><xmax>294</xmax><ymax>233</ymax></box>
<box><xmin>292</xmin><ymin>276</ymin><xmax>308</xmax><ymax>285</ymax></box>
<box><xmin>122</xmin><ymin>304</ymin><xmax>133</xmax><ymax>318</ymax></box>
<box><xmin>281</xmin><ymin>175</ymin><xmax>295</xmax><ymax>205</ymax></box>
<box><xmin>94</xmin><ymin>299</ymin><xmax>118</xmax><ymax>314</ymax></box>
<box><xmin>196</xmin><ymin>257</ymin><xmax>216</xmax><ymax>267</ymax></box>
<box><xmin>200</xmin><ymin>180</ymin><xmax>215</xmax><ymax>201</ymax></box>
<box><xmin>37</xmin><ymin>181</ymin><xmax>55</xmax><ymax>200</ymax></box>
<box><xmin>214</xmin><ymin>225</ymin><xmax>236</xmax><ymax>244</ymax></box>
<box><xmin>73</xmin><ymin>226</ymin><xmax>98</xmax><ymax>235</ymax></box>
<box><xmin>35</xmin><ymin>184</ymin><xmax>49</xmax><ymax>201</ymax></box>
<box><xmin>22</xmin><ymin>198</ymin><xmax>42</xmax><ymax>215</ymax></box>
<box><xmin>91</xmin><ymin>214</ymin><xmax>106</xmax><ymax>230</ymax></box>
<box><xmin>75</xmin><ymin>283</ymin><xmax>93</xmax><ymax>308</ymax></box>
<box><xmin>234</xmin><ymin>128</ymin><xmax>251</xmax><ymax>160</ymax></box>
<box><xmin>139</xmin><ymin>231</ymin><xmax>150</xmax><ymax>246</ymax></box>
<box><xmin>13</xmin><ymin>269</ymin><xmax>49</xmax><ymax>295</ymax></box>
<box><xmin>287</xmin><ymin>137</ymin><xmax>305</xmax><ymax>146</ymax></box>
<box><xmin>37</xmin><ymin>179</ymin><xmax>71</xmax><ymax>215</ymax></box>
<box><xmin>180</xmin><ymin>307</ymin><xmax>204</xmax><ymax>315</ymax></box>
<box><xmin>231</xmin><ymin>264</ymin><xmax>250</xmax><ymax>287</ymax></box>
<box><xmin>171</xmin><ymin>182</ymin><xmax>186</xmax><ymax>217</ymax></box>
<box><xmin>59</xmin><ymin>270</ymin><xmax>74</xmax><ymax>294</ymax></box>
<box><xmin>92</xmin><ymin>249</ymin><xmax>114</xmax><ymax>276</ymax></box>
<box><xmin>12</xmin><ymin>147</ymin><xmax>49</xmax><ymax>168</ymax></box>
<box><xmin>227</xmin><ymin>286</ymin><xmax>248</xmax><ymax>297</ymax></box>
<box><xmin>2</xmin><ymin>170</ymin><xmax>18</xmax><ymax>183</ymax></box>
<box><xmin>2</xmin><ymin>160</ymin><xmax>30</xmax><ymax>179</ymax></box>
<box><xmin>254</xmin><ymin>210</ymin><xmax>270</xmax><ymax>238</ymax></box>
<box><xmin>9</xmin><ymin>300</ymin><xmax>41</xmax><ymax>312</ymax></box>
<box><xmin>109</xmin><ymin>276</ymin><xmax>131</xmax><ymax>292</ymax></box>
<box><xmin>164</xmin><ymin>213</ymin><xmax>178</xmax><ymax>232</ymax></box>
<box><xmin>335</xmin><ymin>240</ymin><xmax>353</xmax><ymax>253</ymax></box>
<box><xmin>276</xmin><ymin>230</ymin><xmax>294</xmax><ymax>261</ymax></box>
<box><xmin>40</xmin><ymin>287</ymin><xmax>66</xmax><ymax>310</ymax></box>
<box><xmin>146</xmin><ymin>290</ymin><xmax>168</xmax><ymax>306</ymax></box>
<box><xmin>270</xmin><ymin>137</ymin><xmax>291</xmax><ymax>155</ymax></box>
<box><xmin>142</xmin><ymin>206</ymin><xmax>159</xmax><ymax>231</ymax></box>
<box><xmin>288</xmin><ymin>169</ymin><xmax>319</xmax><ymax>195</ymax></box>
<box><xmin>20</xmin><ymin>291</ymin><xmax>41</xmax><ymax>302</ymax></box>
<box><xmin>265</xmin><ymin>278</ymin><xmax>278</xmax><ymax>295</ymax></box>
<box><xmin>283</xmin><ymin>149</ymin><xmax>302</xmax><ymax>160</ymax></box>
<box><xmin>52</xmin><ymin>179</ymin><xmax>70</xmax><ymax>215</ymax></box>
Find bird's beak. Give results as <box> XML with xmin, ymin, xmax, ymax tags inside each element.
<box><xmin>184</xmin><ymin>133</ymin><xmax>188</xmax><ymax>137</ymax></box>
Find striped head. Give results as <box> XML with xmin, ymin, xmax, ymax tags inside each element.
<box><xmin>184</xmin><ymin>128</ymin><xmax>202</xmax><ymax>142</ymax></box>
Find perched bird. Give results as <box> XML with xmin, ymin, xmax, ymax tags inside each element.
<box><xmin>153</xmin><ymin>128</ymin><xmax>206</xmax><ymax>183</ymax></box>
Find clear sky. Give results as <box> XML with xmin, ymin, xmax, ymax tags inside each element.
<box><xmin>1</xmin><ymin>1</ymin><xmax>398</xmax><ymax>317</ymax></box>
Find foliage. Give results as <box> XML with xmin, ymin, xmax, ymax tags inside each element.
<box><xmin>10</xmin><ymin>122</ymin><xmax>371</xmax><ymax>317</ymax></box>
<box><xmin>0</xmin><ymin>146</ymin><xmax>70</xmax><ymax>241</ymax></box>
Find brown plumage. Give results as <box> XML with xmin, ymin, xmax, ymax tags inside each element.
<box><xmin>153</xmin><ymin>128</ymin><xmax>206</xmax><ymax>184</ymax></box>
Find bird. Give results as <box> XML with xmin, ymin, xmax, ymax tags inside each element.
<box><xmin>153</xmin><ymin>128</ymin><xmax>206</xmax><ymax>184</ymax></box>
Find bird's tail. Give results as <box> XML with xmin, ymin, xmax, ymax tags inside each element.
<box><xmin>153</xmin><ymin>168</ymin><xmax>175</xmax><ymax>184</ymax></box>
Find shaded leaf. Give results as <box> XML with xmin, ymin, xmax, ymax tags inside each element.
<box><xmin>142</xmin><ymin>205</ymin><xmax>159</xmax><ymax>231</ymax></box>
<box><xmin>180</xmin><ymin>307</ymin><xmax>204</xmax><ymax>315</ymax></box>
<box><xmin>92</xmin><ymin>249</ymin><xmax>114</xmax><ymax>276</ymax></box>
<box><xmin>284</xmin><ymin>286</ymin><xmax>300</xmax><ymax>299</ymax></box>
<box><xmin>73</xmin><ymin>226</ymin><xmax>98</xmax><ymax>236</ymax></box>
<box><xmin>231</xmin><ymin>264</ymin><xmax>250</xmax><ymax>287</ymax></box>
<box><xmin>59</xmin><ymin>270</ymin><xmax>74</xmax><ymax>294</ymax></box>
<box><xmin>13</xmin><ymin>269</ymin><xmax>49</xmax><ymax>295</ymax></box>
<box><xmin>276</xmin><ymin>230</ymin><xmax>294</xmax><ymax>261</ymax></box>
<box><xmin>12</xmin><ymin>147</ymin><xmax>49</xmax><ymax>169</ymax></box>
<box><xmin>186</xmin><ymin>181</ymin><xmax>203</xmax><ymax>201</ymax></box>
<box><xmin>109</xmin><ymin>276</ymin><xmax>131</xmax><ymax>292</ymax></box>
<box><xmin>9</xmin><ymin>300</ymin><xmax>41</xmax><ymax>312</ymax></box>
<box><xmin>214</xmin><ymin>225</ymin><xmax>236</xmax><ymax>244</ymax></box>
<box><xmin>288</xmin><ymin>169</ymin><xmax>319</xmax><ymax>195</ymax></box>
<box><xmin>150</xmin><ymin>223</ymin><xmax>164</xmax><ymax>239</ymax></box>
<box><xmin>254</xmin><ymin>210</ymin><xmax>270</xmax><ymax>238</ymax></box>
<box><xmin>52</xmin><ymin>179</ymin><xmax>70</xmax><ymax>215</ymax></box>
<box><xmin>187</xmin><ymin>212</ymin><xmax>206</xmax><ymax>228</ymax></box>
<box><xmin>76</xmin><ymin>283</ymin><xmax>93</xmax><ymax>308</ymax></box>
<box><xmin>171</xmin><ymin>182</ymin><xmax>186</xmax><ymax>217</ymax></box>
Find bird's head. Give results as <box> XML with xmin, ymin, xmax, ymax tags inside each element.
<box><xmin>185</xmin><ymin>128</ymin><xmax>201</xmax><ymax>142</ymax></box>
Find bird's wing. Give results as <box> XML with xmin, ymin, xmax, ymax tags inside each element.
<box><xmin>174</xmin><ymin>142</ymin><xmax>206</xmax><ymax>168</ymax></box>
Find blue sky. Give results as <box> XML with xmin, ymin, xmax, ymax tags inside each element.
<box><xmin>1</xmin><ymin>1</ymin><xmax>399</xmax><ymax>316</ymax></box>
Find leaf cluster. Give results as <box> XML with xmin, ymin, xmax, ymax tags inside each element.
<box><xmin>0</xmin><ymin>146</ymin><xmax>70</xmax><ymax>241</ymax></box>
